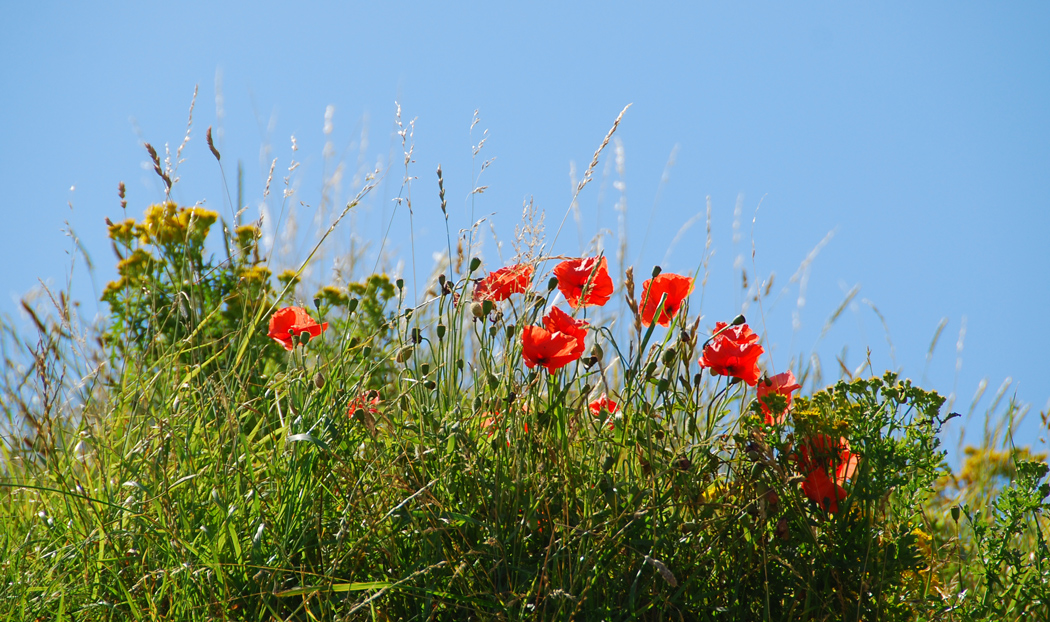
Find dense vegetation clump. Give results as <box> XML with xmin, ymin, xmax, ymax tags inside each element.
<box><xmin>0</xmin><ymin>122</ymin><xmax>1047</xmax><ymax>621</ymax></box>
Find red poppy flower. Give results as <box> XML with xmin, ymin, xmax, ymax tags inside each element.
<box><xmin>543</xmin><ymin>306</ymin><xmax>588</xmax><ymax>359</ymax></box>
<box><xmin>698</xmin><ymin>322</ymin><xmax>764</xmax><ymax>386</ymax></box>
<box><xmin>347</xmin><ymin>391</ymin><xmax>381</xmax><ymax>417</ymax></box>
<box><xmin>474</xmin><ymin>263</ymin><xmax>534</xmax><ymax>302</ymax></box>
<box><xmin>639</xmin><ymin>273</ymin><xmax>694</xmax><ymax>327</ymax></box>
<box><xmin>521</xmin><ymin>325</ymin><xmax>581</xmax><ymax>373</ymax></box>
<box><xmin>801</xmin><ymin>468</ymin><xmax>847</xmax><ymax>513</ymax></box>
<box><xmin>553</xmin><ymin>256</ymin><xmax>614</xmax><ymax>308</ymax></box>
<box><xmin>795</xmin><ymin>435</ymin><xmax>860</xmax><ymax>513</ymax></box>
<box><xmin>796</xmin><ymin>434</ymin><xmax>859</xmax><ymax>483</ymax></box>
<box><xmin>267</xmin><ymin>306</ymin><xmax>329</xmax><ymax>351</ymax></box>
<box><xmin>589</xmin><ymin>393</ymin><xmax>618</xmax><ymax>429</ymax></box>
<box><xmin>756</xmin><ymin>371</ymin><xmax>802</xmax><ymax>424</ymax></box>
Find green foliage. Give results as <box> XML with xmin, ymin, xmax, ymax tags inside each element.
<box><xmin>1</xmin><ymin>163</ymin><xmax>1047</xmax><ymax>622</ymax></box>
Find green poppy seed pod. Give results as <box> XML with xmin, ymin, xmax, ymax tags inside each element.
<box><xmin>421</xmin><ymin>364</ymin><xmax>430</xmax><ymax>375</ymax></box>
<box><xmin>299</xmin><ymin>330</ymin><xmax>312</xmax><ymax>345</ymax></box>
<box><xmin>951</xmin><ymin>505</ymin><xmax>961</xmax><ymax>523</ymax></box>
<box><xmin>347</xmin><ymin>298</ymin><xmax>359</xmax><ymax>314</ymax></box>
<box><xmin>436</xmin><ymin>324</ymin><xmax>446</xmax><ymax>339</ymax></box>
<box><xmin>662</xmin><ymin>347</ymin><xmax>677</xmax><ymax>366</ymax></box>
<box><xmin>547</xmin><ymin>276</ymin><xmax>559</xmax><ymax>292</ymax></box>
<box><xmin>651</xmin><ymin>265</ymin><xmax>662</xmax><ymax>278</ymax></box>
<box><xmin>396</xmin><ymin>345</ymin><xmax>414</xmax><ymax>363</ymax></box>
<box><xmin>313</xmin><ymin>372</ymin><xmax>325</xmax><ymax>389</ymax></box>
<box><xmin>470</xmin><ymin>302</ymin><xmax>485</xmax><ymax>319</ymax></box>
<box><xmin>313</xmin><ymin>297</ymin><xmax>322</xmax><ymax>310</ymax></box>
<box><xmin>469</xmin><ymin>257</ymin><xmax>482</xmax><ymax>273</ymax></box>
<box><xmin>395</xmin><ymin>278</ymin><xmax>404</xmax><ymax>291</ymax></box>
<box><xmin>424</xmin><ymin>380</ymin><xmax>437</xmax><ymax>391</ymax></box>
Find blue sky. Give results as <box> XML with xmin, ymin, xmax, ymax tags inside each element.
<box><xmin>2</xmin><ymin>2</ymin><xmax>1048</xmax><ymax>461</ymax></box>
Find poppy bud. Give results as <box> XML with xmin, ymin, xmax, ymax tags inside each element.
<box><xmin>731</xmin><ymin>314</ymin><xmax>746</xmax><ymax>326</ymax></box>
<box><xmin>776</xmin><ymin>518</ymin><xmax>789</xmax><ymax>540</ymax></box>
<box><xmin>347</xmin><ymin>298</ymin><xmax>359</xmax><ymax>314</ymax></box>
<box><xmin>411</xmin><ymin>327</ymin><xmax>422</xmax><ymax>344</ymax></box>
<box><xmin>951</xmin><ymin>505</ymin><xmax>960</xmax><ymax>523</ymax></box>
<box><xmin>395</xmin><ymin>278</ymin><xmax>404</xmax><ymax>292</ymax></box>
<box><xmin>438</xmin><ymin>274</ymin><xmax>446</xmax><ymax>287</ymax></box>
<box><xmin>590</xmin><ymin>342</ymin><xmax>604</xmax><ymax>363</ymax></box>
<box><xmin>420</xmin><ymin>364</ymin><xmax>430</xmax><ymax>376</ymax></box>
<box><xmin>547</xmin><ymin>277</ymin><xmax>559</xmax><ymax>292</ymax></box>
<box><xmin>395</xmin><ymin>345</ymin><xmax>414</xmax><ymax>363</ymax></box>
<box><xmin>436</xmin><ymin>324</ymin><xmax>446</xmax><ymax>339</ymax></box>
<box><xmin>313</xmin><ymin>372</ymin><xmax>325</xmax><ymax>389</ymax></box>
<box><xmin>469</xmin><ymin>257</ymin><xmax>482</xmax><ymax>273</ymax></box>
<box><xmin>662</xmin><ymin>347</ymin><xmax>677</xmax><ymax>366</ymax></box>
<box><xmin>482</xmin><ymin>300</ymin><xmax>494</xmax><ymax>316</ymax></box>
<box><xmin>470</xmin><ymin>302</ymin><xmax>485</xmax><ymax>319</ymax></box>
<box><xmin>651</xmin><ymin>265</ymin><xmax>662</xmax><ymax>278</ymax></box>
<box><xmin>313</xmin><ymin>297</ymin><xmax>321</xmax><ymax>310</ymax></box>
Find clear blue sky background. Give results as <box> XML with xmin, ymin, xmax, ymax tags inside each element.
<box><xmin>2</xmin><ymin>2</ymin><xmax>1048</xmax><ymax>463</ymax></box>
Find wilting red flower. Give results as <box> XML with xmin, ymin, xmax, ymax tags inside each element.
<box><xmin>589</xmin><ymin>393</ymin><xmax>618</xmax><ymax>429</ymax></box>
<box><xmin>756</xmin><ymin>371</ymin><xmax>802</xmax><ymax>424</ymax></box>
<box><xmin>699</xmin><ymin>322</ymin><xmax>764</xmax><ymax>386</ymax></box>
<box><xmin>795</xmin><ymin>435</ymin><xmax>860</xmax><ymax>513</ymax></box>
<box><xmin>553</xmin><ymin>256</ymin><xmax>614</xmax><ymax>308</ymax></box>
<box><xmin>588</xmin><ymin>393</ymin><xmax>618</xmax><ymax>417</ymax></box>
<box><xmin>267</xmin><ymin>306</ymin><xmax>329</xmax><ymax>351</ymax></box>
<box><xmin>474</xmin><ymin>263</ymin><xmax>534</xmax><ymax>302</ymax></box>
<box><xmin>521</xmin><ymin>325</ymin><xmax>581</xmax><ymax>373</ymax></box>
<box><xmin>543</xmin><ymin>306</ymin><xmax>588</xmax><ymax>359</ymax></box>
<box><xmin>640</xmin><ymin>273</ymin><xmax>694</xmax><ymax>327</ymax></box>
<box><xmin>347</xmin><ymin>391</ymin><xmax>381</xmax><ymax>417</ymax></box>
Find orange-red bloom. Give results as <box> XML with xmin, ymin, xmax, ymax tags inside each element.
<box><xmin>267</xmin><ymin>306</ymin><xmax>329</xmax><ymax>351</ymax></box>
<box><xmin>640</xmin><ymin>273</ymin><xmax>694</xmax><ymax>327</ymax></box>
<box><xmin>553</xmin><ymin>256</ymin><xmax>614</xmax><ymax>308</ymax></box>
<box><xmin>543</xmin><ymin>306</ymin><xmax>588</xmax><ymax>359</ymax></box>
<box><xmin>474</xmin><ymin>263</ymin><xmax>534</xmax><ymax>302</ymax></box>
<box><xmin>699</xmin><ymin>322</ymin><xmax>764</xmax><ymax>386</ymax></box>
<box><xmin>756</xmin><ymin>371</ymin><xmax>802</xmax><ymax>424</ymax></box>
<box><xmin>521</xmin><ymin>325</ymin><xmax>581</xmax><ymax>373</ymax></box>
<box><xmin>589</xmin><ymin>393</ymin><xmax>618</xmax><ymax>429</ymax></box>
<box><xmin>795</xmin><ymin>435</ymin><xmax>860</xmax><ymax>513</ymax></box>
<box><xmin>347</xmin><ymin>391</ymin><xmax>381</xmax><ymax>417</ymax></box>
<box><xmin>801</xmin><ymin>469</ymin><xmax>846</xmax><ymax>513</ymax></box>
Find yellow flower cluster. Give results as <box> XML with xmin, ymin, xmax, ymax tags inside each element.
<box><xmin>102</xmin><ymin>249</ymin><xmax>158</xmax><ymax>301</ymax></box>
<box><xmin>121</xmin><ymin>200</ymin><xmax>219</xmax><ymax>246</ymax></box>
